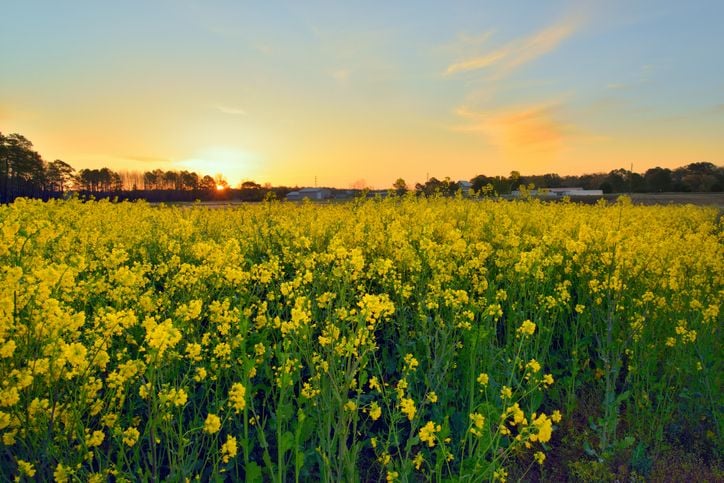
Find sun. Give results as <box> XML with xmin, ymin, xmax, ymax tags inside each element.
<box><xmin>216</xmin><ymin>184</ymin><xmax>226</xmax><ymax>191</ymax></box>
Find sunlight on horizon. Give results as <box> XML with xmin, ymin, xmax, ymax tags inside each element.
<box><xmin>174</xmin><ymin>146</ymin><xmax>259</xmax><ymax>186</ymax></box>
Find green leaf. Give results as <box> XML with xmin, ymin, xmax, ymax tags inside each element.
<box><xmin>359</xmin><ymin>370</ymin><xmax>368</xmax><ymax>389</ymax></box>
<box><xmin>620</xmin><ymin>435</ymin><xmax>635</xmax><ymax>449</ymax></box>
<box><xmin>297</xmin><ymin>416</ymin><xmax>315</xmax><ymax>444</ymax></box>
<box><xmin>281</xmin><ymin>431</ymin><xmax>295</xmax><ymax>453</ymax></box>
<box><xmin>615</xmin><ymin>390</ymin><xmax>631</xmax><ymax>406</ymax></box>
<box><xmin>295</xmin><ymin>451</ymin><xmax>305</xmax><ymax>471</ymax></box>
<box><xmin>245</xmin><ymin>462</ymin><xmax>263</xmax><ymax>483</ymax></box>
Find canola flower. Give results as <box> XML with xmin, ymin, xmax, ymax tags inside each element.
<box><xmin>0</xmin><ymin>196</ymin><xmax>719</xmax><ymax>482</ymax></box>
<box><xmin>203</xmin><ymin>414</ymin><xmax>221</xmax><ymax>435</ymax></box>
<box><xmin>228</xmin><ymin>383</ymin><xmax>247</xmax><ymax>413</ymax></box>
<box><xmin>220</xmin><ymin>435</ymin><xmax>238</xmax><ymax>463</ymax></box>
<box><xmin>399</xmin><ymin>397</ymin><xmax>416</xmax><ymax>421</ymax></box>
<box><xmin>419</xmin><ymin>421</ymin><xmax>441</xmax><ymax>447</ymax></box>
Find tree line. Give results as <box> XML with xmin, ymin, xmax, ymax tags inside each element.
<box><xmin>406</xmin><ymin>162</ymin><xmax>723</xmax><ymax>196</ymax></box>
<box><xmin>0</xmin><ymin>131</ymin><xmax>294</xmax><ymax>203</ymax></box>
<box><xmin>2</xmin><ymin>130</ymin><xmax>722</xmax><ymax>203</ymax></box>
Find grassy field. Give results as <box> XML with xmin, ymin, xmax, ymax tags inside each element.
<box><xmin>0</xmin><ymin>196</ymin><xmax>721</xmax><ymax>481</ymax></box>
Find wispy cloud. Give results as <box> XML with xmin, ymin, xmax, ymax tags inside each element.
<box><xmin>445</xmin><ymin>13</ymin><xmax>584</xmax><ymax>78</ymax></box>
<box><xmin>216</xmin><ymin>105</ymin><xmax>247</xmax><ymax>115</ymax></box>
<box><xmin>453</xmin><ymin>103</ymin><xmax>573</xmax><ymax>155</ymax></box>
<box><xmin>435</xmin><ymin>30</ymin><xmax>495</xmax><ymax>57</ymax></box>
<box><xmin>445</xmin><ymin>51</ymin><xmax>508</xmax><ymax>75</ymax></box>
<box><xmin>605</xmin><ymin>64</ymin><xmax>656</xmax><ymax>91</ymax></box>
<box><xmin>606</xmin><ymin>83</ymin><xmax>626</xmax><ymax>90</ymax></box>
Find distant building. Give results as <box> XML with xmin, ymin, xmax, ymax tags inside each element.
<box><xmin>545</xmin><ymin>187</ymin><xmax>603</xmax><ymax>197</ymax></box>
<box><xmin>458</xmin><ymin>180</ymin><xmax>473</xmax><ymax>195</ymax></box>
<box><xmin>285</xmin><ymin>188</ymin><xmax>332</xmax><ymax>201</ymax></box>
<box><xmin>511</xmin><ymin>187</ymin><xmax>603</xmax><ymax>198</ymax></box>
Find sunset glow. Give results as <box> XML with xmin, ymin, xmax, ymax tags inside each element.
<box><xmin>1</xmin><ymin>1</ymin><xmax>722</xmax><ymax>188</ymax></box>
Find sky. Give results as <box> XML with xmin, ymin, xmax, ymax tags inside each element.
<box><xmin>1</xmin><ymin>0</ymin><xmax>723</xmax><ymax>189</ymax></box>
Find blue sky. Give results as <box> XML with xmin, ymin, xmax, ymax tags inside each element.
<box><xmin>1</xmin><ymin>0</ymin><xmax>722</xmax><ymax>187</ymax></box>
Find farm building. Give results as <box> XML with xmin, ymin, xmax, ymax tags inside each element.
<box><xmin>512</xmin><ymin>187</ymin><xmax>604</xmax><ymax>198</ymax></box>
<box><xmin>286</xmin><ymin>188</ymin><xmax>332</xmax><ymax>201</ymax></box>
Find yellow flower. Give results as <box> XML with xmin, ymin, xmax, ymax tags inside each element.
<box><xmin>100</xmin><ymin>413</ymin><xmax>118</xmax><ymax>428</ymax></box>
<box><xmin>221</xmin><ymin>435</ymin><xmax>238</xmax><ymax>463</ymax></box>
<box><xmin>62</xmin><ymin>342</ymin><xmax>88</xmax><ymax>367</ymax></box>
<box><xmin>3</xmin><ymin>430</ymin><xmax>17</xmax><ymax>445</ymax></box>
<box><xmin>85</xmin><ymin>430</ymin><xmax>105</xmax><ymax>447</ymax></box>
<box><xmin>403</xmin><ymin>353</ymin><xmax>419</xmax><ymax>372</ymax></box>
<box><xmin>344</xmin><ymin>400</ymin><xmax>357</xmax><ymax>412</ymax></box>
<box><xmin>419</xmin><ymin>421</ymin><xmax>441</xmax><ymax>447</ymax></box>
<box><xmin>530</xmin><ymin>413</ymin><xmax>553</xmax><ymax>443</ymax></box>
<box><xmin>500</xmin><ymin>386</ymin><xmax>512</xmax><ymax>400</ymax></box>
<box><xmin>493</xmin><ymin>468</ymin><xmax>508</xmax><ymax>482</ymax></box>
<box><xmin>551</xmin><ymin>410</ymin><xmax>562</xmax><ymax>423</ymax></box>
<box><xmin>0</xmin><ymin>411</ymin><xmax>10</xmax><ymax>430</ymax></box>
<box><xmin>517</xmin><ymin>320</ymin><xmax>536</xmax><ymax>337</ymax></box>
<box><xmin>368</xmin><ymin>376</ymin><xmax>382</xmax><ymax>392</ymax></box>
<box><xmin>160</xmin><ymin>388</ymin><xmax>188</xmax><ymax>407</ymax></box>
<box><xmin>185</xmin><ymin>343</ymin><xmax>202</xmax><ymax>362</ymax></box>
<box><xmin>0</xmin><ymin>340</ymin><xmax>16</xmax><ymax>358</ymax></box>
<box><xmin>386</xmin><ymin>470</ymin><xmax>399</xmax><ymax>482</ymax></box>
<box><xmin>301</xmin><ymin>382</ymin><xmax>320</xmax><ymax>399</ymax></box>
<box><xmin>469</xmin><ymin>412</ymin><xmax>485</xmax><ymax>429</ymax></box>
<box><xmin>534</xmin><ymin>451</ymin><xmax>546</xmax><ymax>465</ymax></box>
<box><xmin>369</xmin><ymin>402</ymin><xmax>382</xmax><ymax>421</ymax></box>
<box><xmin>477</xmin><ymin>373</ymin><xmax>489</xmax><ymax>386</ymax></box>
<box><xmin>194</xmin><ymin>367</ymin><xmax>207</xmax><ymax>382</ymax></box>
<box><xmin>16</xmin><ymin>459</ymin><xmax>36</xmax><ymax>477</ymax></box>
<box><xmin>213</xmin><ymin>342</ymin><xmax>231</xmax><ymax>358</ymax></box>
<box><xmin>506</xmin><ymin>403</ymin><xmax>526</xmax><ymax>426</ymax></box>
<box><xmin>542</xmin><ymin>373</ymin><xmax>554</xmax><ymax>386</ymax></box>
<box><xmin>254</xmin><ymin>342</ymin><xmax>266</xmax><ymax>357</ymax></box>
<box><xmin>145</xmin><ymin>318</ymin><xmax>181</xmax><ymax>355</ymax></box>
<box><xmin>173</xmin><ymin>388</ymin><xmax>188</xmax><ymax>406</ymax></box>
<box><xmin>0</xmin><ymin>387</ymin><xmax>19</xmax><ymax>408</ymax></box>
<box><xmin>228</xmin><ymin>383</ymin><xmax>247</xmax><ymax>413</ymax></box>
<box><xmin>413</xmin><ymin>452</ymin><xmax>424</xmax><ymax>470</ymax></box>
<box><xmin>526</xmin><ymin>359</ymin><xmax>541</xmax><ymax>373</ymax></box>
<box><xmin>400</xmin><ymin>397</ymin><xmax>416</xmax><ymax>421</ymax></box>
<box><xmin>54</xmin><ymin>463</ymin><xmax>71</xmax><ymax>482</ymax></box>
<box><xmin>122</xmin><ymin>427</ymin><xmax>140</xmax><ymax>447</ymax></box>
<box><xmin>395</xmin><ymin>379</ymin><xmax>408</xmax><ymax>399</ymax></box>
<box><xmin>204</xmin><ymin>414</ymin><xmax>221</xmax><ymax>434</ymax></box>
<box><xmin>426</xmin><ymin>391</ymin><xmax>438</xmax><ymax>403</ymax></box>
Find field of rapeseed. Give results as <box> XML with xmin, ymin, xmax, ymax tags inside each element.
<box><xmin>0</xmin><ymin>196</ymin><xmax>721</xmax><ymax>481</ymax></box>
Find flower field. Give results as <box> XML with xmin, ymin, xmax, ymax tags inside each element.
<box><xmin>0</xmin><ymin>196</ymin><xmax>721</xmax><ymax>481</ymax></box>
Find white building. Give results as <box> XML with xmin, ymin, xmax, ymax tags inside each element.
<box><xmin>458</xmin><ymin>180</ymin><xmax>473</xmax><ymax>194</ymax></box>
<box><xmin>511</xmin><ymin>187</ymin><xmax>604</xmax><ymax>198</ymax></box>
<box><xmin>286</xmin><ymin>188</ymin><xmax>332</xmax><ymax>201</ymax></box>
<box><xmin>541</xmin><ymin>187</ymin><xmax>603</xmax><ymax>197</ymax></box>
